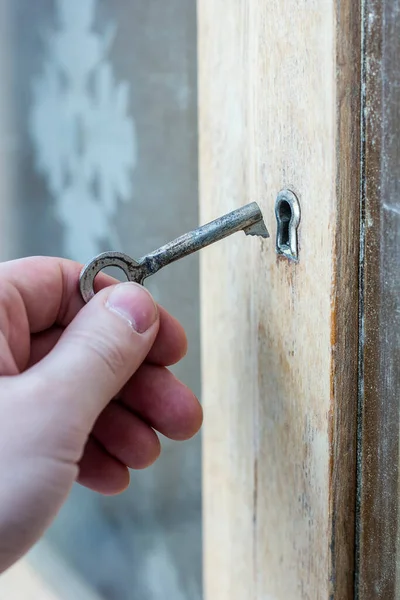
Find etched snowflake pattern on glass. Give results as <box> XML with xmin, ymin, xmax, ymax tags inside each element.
<box><xmin>29</xmin><ymin>0</ymin><xmax>137</xmax><ymax>259</ymax></box>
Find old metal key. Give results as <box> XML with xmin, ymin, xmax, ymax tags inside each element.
<box><xmin>79</xmin><ymin>202</ymin><xmax>269</xmax><ymax>303</ymax></box>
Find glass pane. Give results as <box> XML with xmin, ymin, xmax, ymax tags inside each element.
<box><xmin>0</xmin><ymin>1</ymin><xmax>201</xmax><ymax>598</ymax></box>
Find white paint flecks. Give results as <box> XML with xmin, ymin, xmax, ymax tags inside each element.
<box><xmin>29</xmin><ymin>0</ymin><xmax>137</xmax><ymax>260</ymax></box>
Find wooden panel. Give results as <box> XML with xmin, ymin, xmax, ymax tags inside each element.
<box><xmin>198</xmin><ymin>1</ymin><xmax>360</xmax><ymax>598</ymax></box>
<box><xmin>357</xmin><ymin>0</ymin><xmax>400</xmax><ymax>597</ymax></box>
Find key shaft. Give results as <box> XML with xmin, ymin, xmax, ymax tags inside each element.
<box><xmin>79</xmin><ymin>202</ymin><xmax>268</xmax><ymax>303</ymax></box>
<box><xmin>141</xmin><ymin>202</ymin><xmax>268</xmax><ymax>277</ymax></box>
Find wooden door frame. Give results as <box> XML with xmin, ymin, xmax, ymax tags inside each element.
<box><xmin>357</xmin><ymin>0</ymin><xmax>400</xmax><ymax>597</ymax></box>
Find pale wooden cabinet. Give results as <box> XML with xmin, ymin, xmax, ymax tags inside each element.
<box><xmin>198</xmin><ymin>1</ymin><xmax>400</xmax><ymax>598</ymax></box>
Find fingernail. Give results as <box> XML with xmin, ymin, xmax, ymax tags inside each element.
<box><xmin>106</xmin><ymin>282</ymin><xmax>158</xmax><ymax>333</ymax></box>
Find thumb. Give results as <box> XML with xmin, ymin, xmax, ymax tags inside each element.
<box><xmin>27</xmin><ymin>281</ymin><xmax>160</xmax><ymax>429</ymax></box>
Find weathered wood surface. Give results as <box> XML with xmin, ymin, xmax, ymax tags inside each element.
<box><xmin>198</xmin><ymin>1</ymin><xmax>360</xmax><ymax>598</ymax></box>
<box><xmin>357</xmin><ymin>0</ymin><xmax>400</xmax><ymax>597</ymax></box>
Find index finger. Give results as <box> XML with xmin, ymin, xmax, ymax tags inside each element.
<box><xmin>0</xmin><ymin>256</ymin><xmax>188</xmax><ymax>364</ymax></box>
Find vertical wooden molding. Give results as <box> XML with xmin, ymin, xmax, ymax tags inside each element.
<box><xmin>198</xmin><ymin>1</ymin><xmax>361</xmax><ymax>598</ymax></box>
<box><xmin>331</xmin><ymin>0</ymin><xmax>361</xmax><ymax>596</ymax></box>
<box><xmin>357</xmin><ymin>0</ymin><xmax>400</xmax><ymax>597</ymax></box>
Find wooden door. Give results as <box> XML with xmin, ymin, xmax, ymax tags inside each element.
<box><xmin>199</xmin><ymin>0</ymin><xmax>400</xmax><ymax>597</ymax></box>
<box><xmin>198</xmin><ymin>1</ymin><xmax>361</xmax><ymax>598</ymax></box>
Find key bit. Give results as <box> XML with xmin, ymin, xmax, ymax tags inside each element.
<box><xmin>79</xmin><ymin>202</ymin><xmax>269</xmax><ymax>303</ymax></box>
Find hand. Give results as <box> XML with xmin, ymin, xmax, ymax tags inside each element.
<box><xmin>0</xmin><ymin>256</ymin><xmax>202</xmax><ymax>573</ymax></box>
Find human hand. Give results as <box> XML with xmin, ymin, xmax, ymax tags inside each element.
<box><xmin>0</xmin><ymin>256</ymin><xmax>202</xmax><ymax>573</ymax></box>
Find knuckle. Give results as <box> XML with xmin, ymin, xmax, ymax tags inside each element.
<box><xmin>64</xmin><ymin>328</ymin><xmax>129</xmax><ymax>380</ymax></box>
<box><xmin>80</xmin><ymin>330</ymin><xmax>127</xmax><ymax>378</ymax></box>
<box><xmin>94</xmin><ymin>339</ymin><xmax>127</xmax><ymax>378</ymax></box>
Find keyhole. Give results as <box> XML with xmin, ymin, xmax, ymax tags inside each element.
<box><xmin>275</xmin><ymin>189</ymin><xmax>301</xmax><ymax>261</ymax></box>
<box><xmin>278</xmin><ymin>200</ymin><xmax>291</xmax><ymax>246</ymax></box>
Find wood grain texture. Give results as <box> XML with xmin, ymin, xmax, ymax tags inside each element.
<box><xmin>357</xmin><ymin>0</ymin><xmax>400</xmax><ymax>597</ymax></box>
<box><xmin>198</xmin><ymin>1</ymin><xmax>360</xmax><ymax>598</ymax></box>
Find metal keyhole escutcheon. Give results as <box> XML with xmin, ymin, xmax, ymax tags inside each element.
<box><xmin>275</xmin><ymin>189</ymin><xmax>301</xmax><ymax>261</ymax></box>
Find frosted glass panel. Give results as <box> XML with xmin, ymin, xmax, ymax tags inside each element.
<box><xmin>0</xmin><ymin>1</ymin><xmax>201</xmax><ymax>598</ymax></box>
